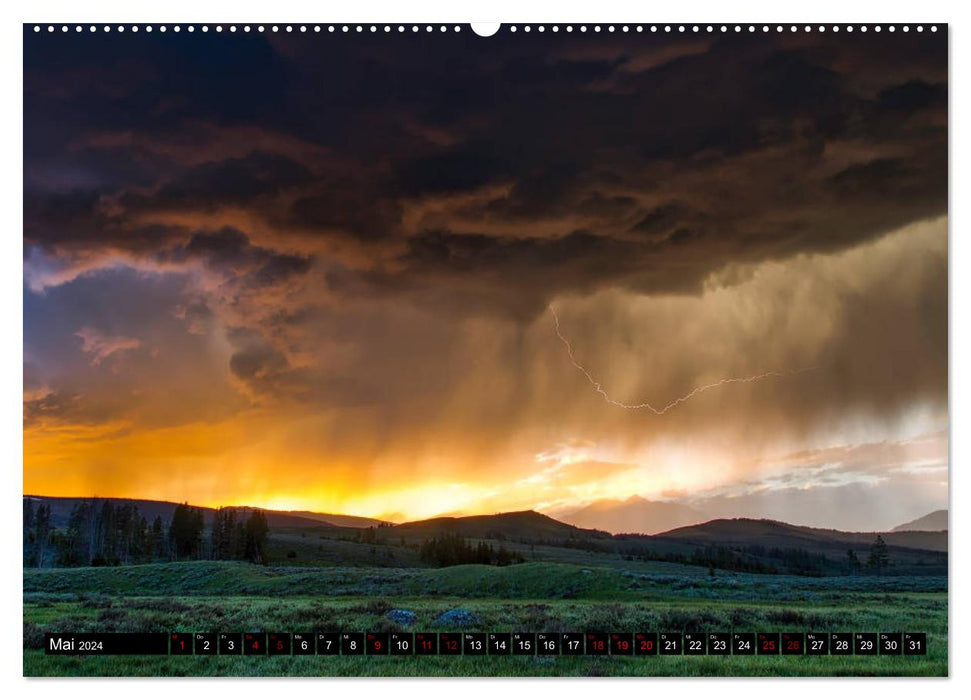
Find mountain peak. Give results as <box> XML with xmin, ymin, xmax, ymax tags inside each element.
<box><xmin>891</xmin><ymin>509</ymin><xmax>948</xmax><ymax>532</ymax></box>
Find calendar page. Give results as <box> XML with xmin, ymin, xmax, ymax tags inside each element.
<box><xmin>22</xmin><ymin>21</ymin><xmax>947</xmax><ymax>678</ymax></box>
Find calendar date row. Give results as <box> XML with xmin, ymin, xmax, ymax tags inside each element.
<box><xmin>45</xmin><ymin>631</ymin><xmax>927</xmax><ymax>656</ymax></box>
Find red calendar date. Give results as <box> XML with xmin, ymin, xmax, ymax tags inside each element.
<box><xmin>439</xmin><ymin>633</ymin><xmax>462</xmax><ymax>655</ymax></box>
<box><xmin>634</xmin><ymin>632</ymin><xmax>658</xmax><ymax>656</ymax></box>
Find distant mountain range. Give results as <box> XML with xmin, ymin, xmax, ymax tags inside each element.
<box><xmin>24</xmin><ymin>495</ymin><xmax>948</xmax><ymax>553</ymax></box>
<box><xmin>386</xmin><ymin>512</ymin><xmax>945</xmax><ymax>573</ymax></box>
<box><xmin>552</xmin><ymin>497</ymin><xmax>952</xmax><ymax>537</ymax></box>
<box><xmin>556</xmin><ymin>496</ymin><xmax>706</xmax><ymax>535</ymax></box>
<box><xmin>652</xmin><ymin>517</ymin><xmax>947</xmax><ymax>553</ymax></box>
<box><xmin>892</xmin><ymin>509</ymin><xmax>948</xmax><ymax>532</ymax></box>
<box><xmin>24</xmin><ymin>495</ymin><xmax>947</xmax><ymax>575</ymax></box>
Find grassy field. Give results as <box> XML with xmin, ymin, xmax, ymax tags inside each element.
<box><xmin>23</xmin><ymin>561</ymin><xmax>947</xmax><ymax>677</ymax></box>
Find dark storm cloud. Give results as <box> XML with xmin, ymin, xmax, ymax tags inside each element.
<box><xmin>23</xmin><ymin>189</ymin><xmax>106</xmax><ymax>245</ymax></box>
<box><xmin>23</xmin><ymin>28</ymin><xmax>948</xmax><ymax>413</ymax></box>
<box><xmin>877</xmin><ymin>79</ymin><xmax>947</xmax><ymax>115</ymax></box>
<box><xmin>23</xmin><ymin>29</ymin><xmax>947</xmax><ymax>320</ymax></box>
<box><xmin>282</xmin><ymin>181</ymin><xmax>403</xmax><ymax>240</ymax></box>
<box><xmin>23</xmin><ymin>185</ymin><xmax>190</xmax><ymax>256</ymax></box>
<box><xmin>827</xmin><ymin>157</ymin><xmax>939</xmax><ymax>202</ymax></box>
<box><xmin>629</xmin><ymin>201</ymin><xmax>698</xmax><ymax>239</ymax></box>
<box><xmin>123</xmin><ymin>151</ymin><xmax>315</xmax><ymax>213</ymax></box>
<box><xmin>392</xmin><ymin>144</ymin><xmax>512</xmax><ymax>197</ymax></box>
<box><xmin>177</xmin><ymin>227</ymin><xmax>309</xmax><ymax>275</ymax></box>
<box><xmin>400</xmin><ymin>228</ymin><xmax>624</xmax><ymax>271</ymax></box>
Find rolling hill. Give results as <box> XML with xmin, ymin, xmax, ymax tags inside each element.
<box><xmin>557</xmin><ymin>496</ymin><xmax>706</xmax><ymax>535</ymax></box>
<box><xmin>653</xmin><ymin>517</ymin><xmax>947</xmax><ymax>554</ymax></box>
<box><xmin>892</xmin><ymin>509</ymin><xmax>948</xmax><ymax>532</ymax></box>
<box><xmin>22</xmin><ymin>495</ymin><xmax>381</xmax><ymax>530</ymax></box>
<box><xmin>391</xmin><ymin>510</ymin><xmax>611</xmax><ymax>542</ymax></box>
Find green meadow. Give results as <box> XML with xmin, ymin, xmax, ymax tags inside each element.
<box><xmin>24</xmin><ymin>561</ymin><xmax>947</xmax><ymax>677</ymax></box>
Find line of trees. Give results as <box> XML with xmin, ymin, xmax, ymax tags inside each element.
<box><xmin>23</xmin><ymin>499</ymin><xmax>270</xmax><ymax>568</ymax></box>
<box><xmin>418</xmin><ymin>533</ymin><xmax>523</xmax><ymax>567</ymax></box>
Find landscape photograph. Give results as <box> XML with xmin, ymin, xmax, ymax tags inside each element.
<box><xmin>23</xmin><ymin>24</ymin><xmax>947</xmax><ymax>676</ymax></box>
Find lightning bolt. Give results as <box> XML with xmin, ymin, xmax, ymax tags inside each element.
<box><xmin>549</xmin><ymin>305</ymin><xmax>816</xmax><ymax>415</ymax></box>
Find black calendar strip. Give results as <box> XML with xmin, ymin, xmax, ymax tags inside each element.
<box><xmin>44</xmin><ymin>633</ymin><xmax>170</xmax><ymax>655</ymax></box>
<box><xmin>44</xmin><ymin>632</ymin><xmax>927</xmax><ymax>656</ymax></box>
